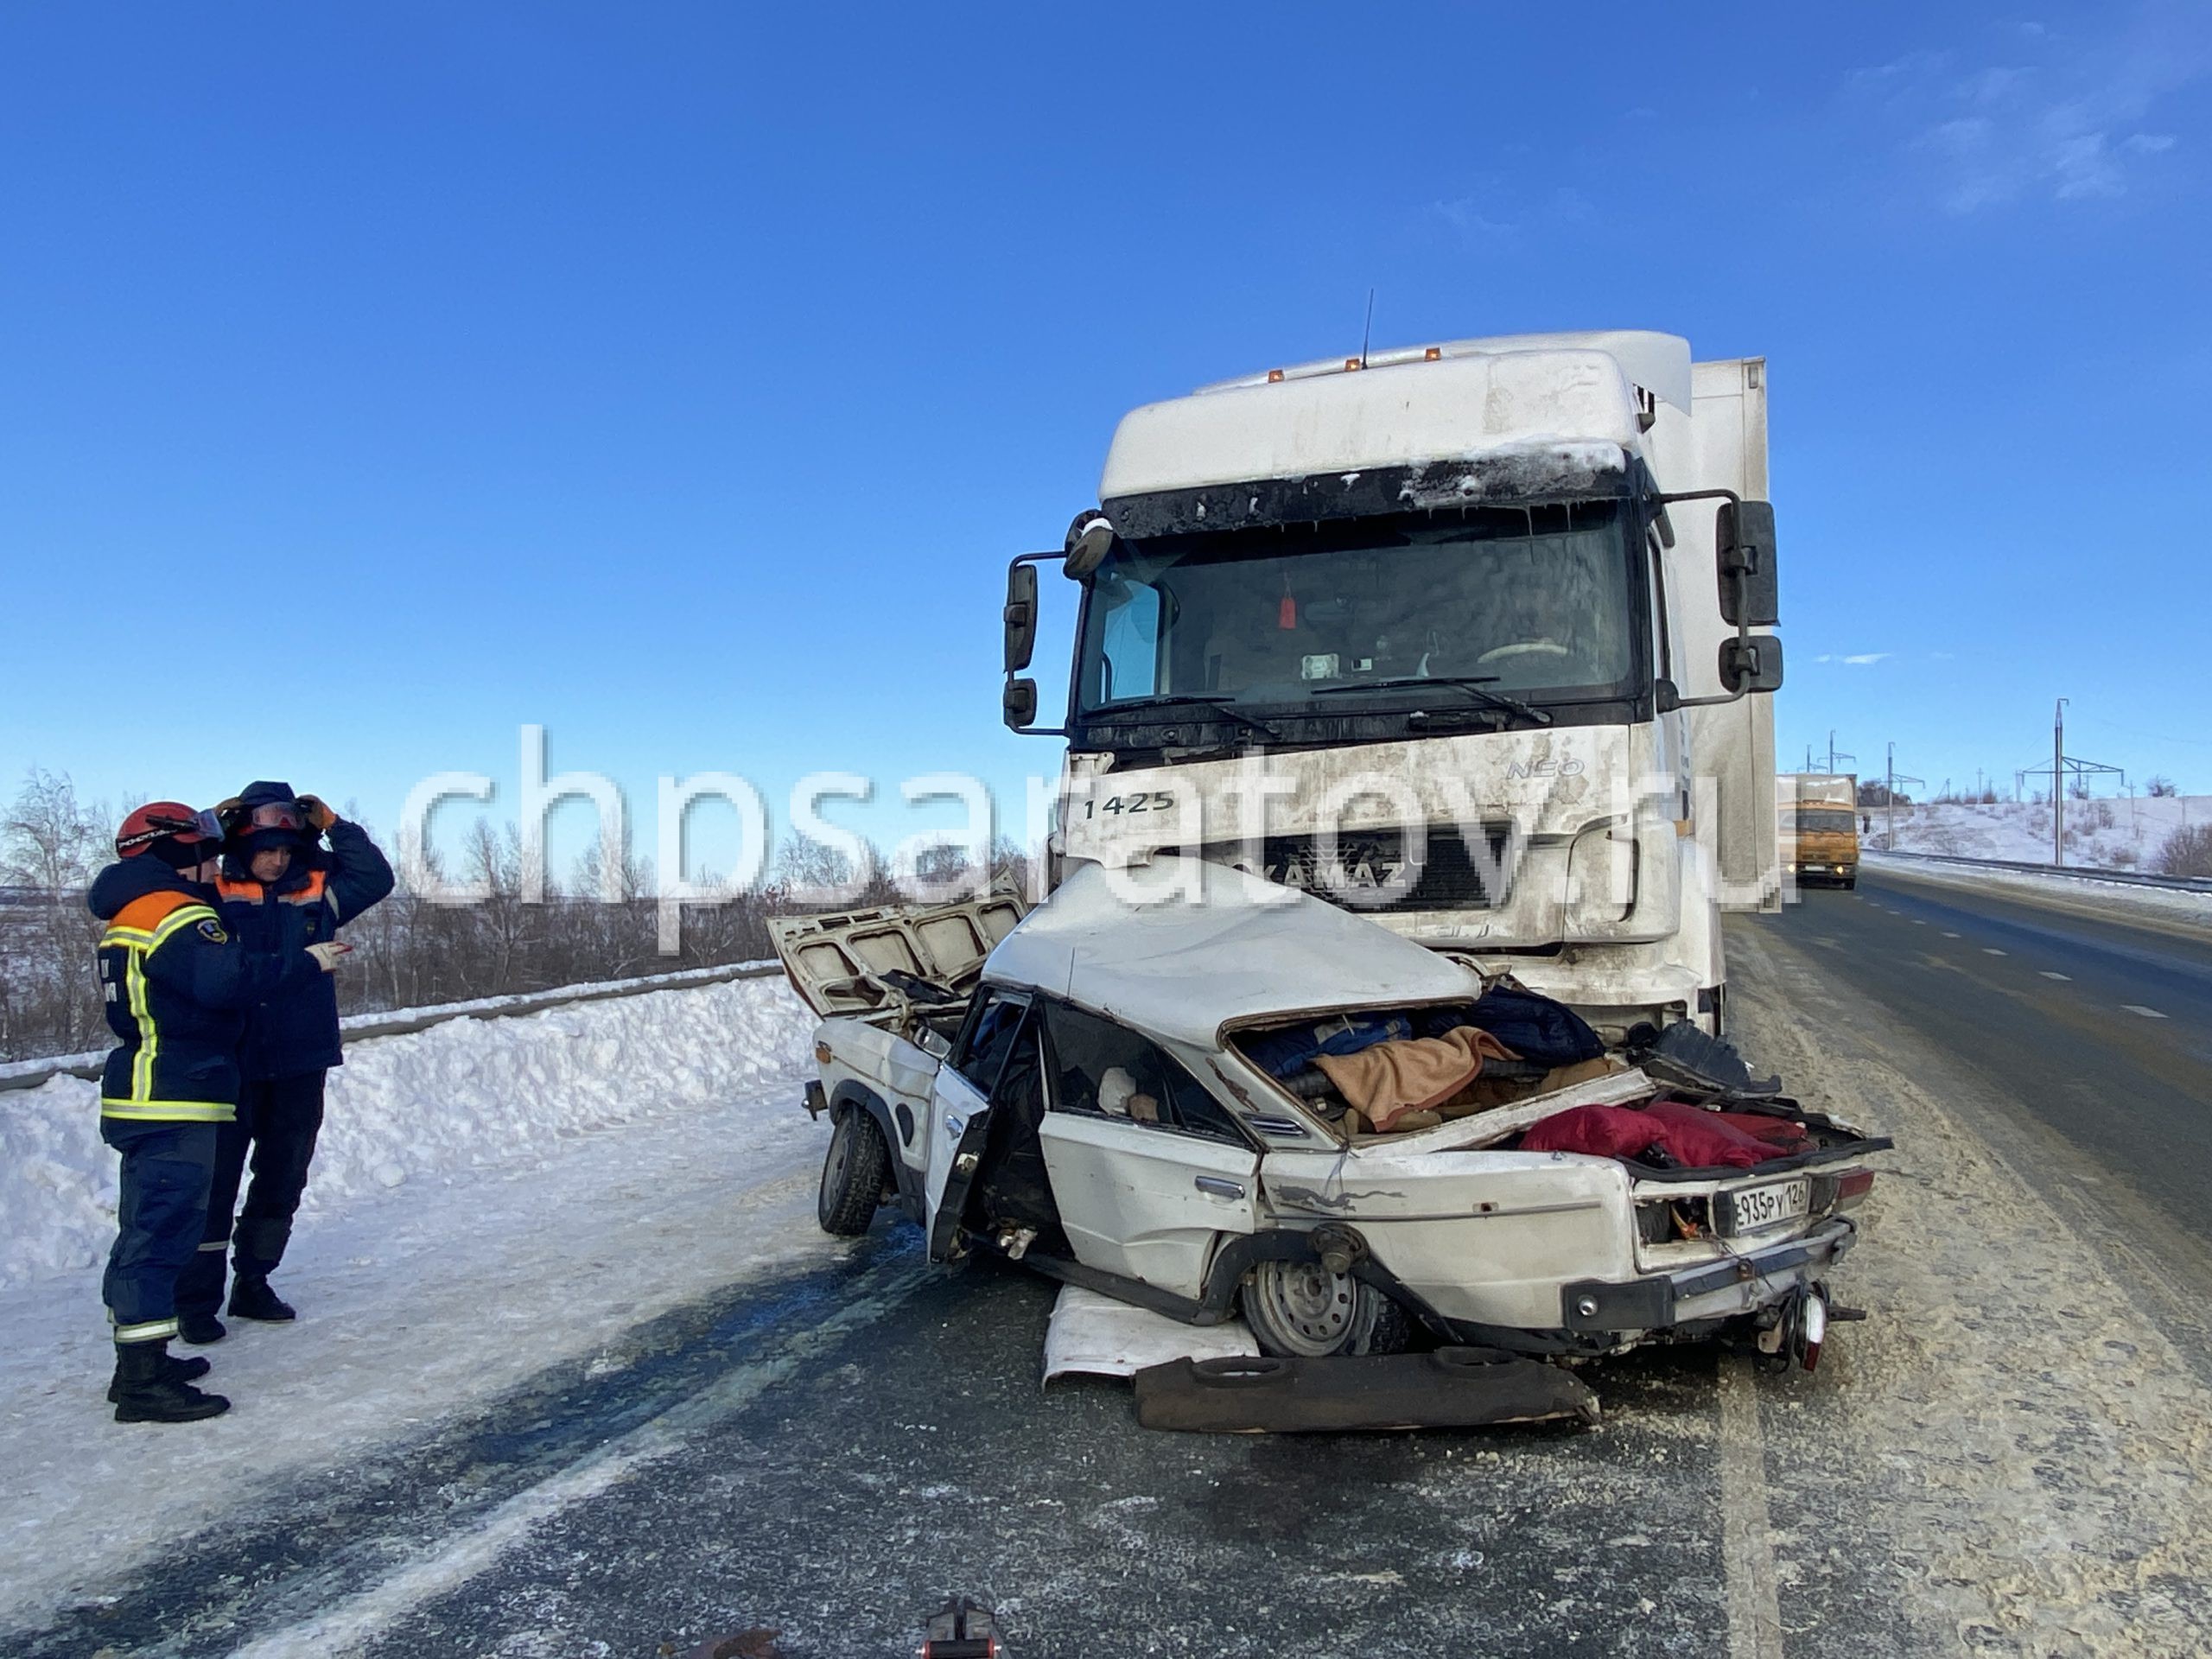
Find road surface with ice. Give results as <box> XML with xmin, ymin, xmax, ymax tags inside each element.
<box><xmin>7</xmin><ymin>880</ymin><xmax>2212</xmax><ymax>1658</ymax></box>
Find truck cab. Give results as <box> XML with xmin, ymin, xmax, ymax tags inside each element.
<box><xmin>1002</xmin><ymin>332</ymin><xmax>1784</xmax><ymax>1041</ymax></box>
<box><xmin>1782</xmin><ymin>773</ymin><xmax>1861</xmax><ymax>889</ymax></box>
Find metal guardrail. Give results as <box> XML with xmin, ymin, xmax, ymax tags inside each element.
<box><xmin>0</xmin><ymin>959</ymin><xmax>788</xmax><ymax>1095</ymax></box>
<box><xmin>1866</xmin><ymin>849</ymin><xmax>2212</xmax><ymax>895</ymax></box>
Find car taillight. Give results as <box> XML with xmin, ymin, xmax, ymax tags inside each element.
<box><xmin>1834</xmin><ymin>1169</ymin><xmax>1875</xmax><ymax>1210</ymax></box>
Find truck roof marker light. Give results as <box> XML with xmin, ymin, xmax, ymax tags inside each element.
<box><xmin>1425</xmin><ymin>346</ymin><xmax>1442</xmax><ymax>360</ymax></box>
<box><xmin>1267</xmin><ymin>368</ymin><xmax>1285</xmax><ymax>382</ymax></box>
<box><xmin>1344</xmin><ymin>357</ymin><xmax>1363</xmax><ymax>371</ymax></box>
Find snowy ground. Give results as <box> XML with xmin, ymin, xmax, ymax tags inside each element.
<box><xmin>1870</xmin><ymin>795</ymin><xmax>2212</xmax><ymax>871</ymax></box>
<box><xmin>0</xmin><ymin>975</ymin><xmax>825</xmax><ymax>1630</ymax></box>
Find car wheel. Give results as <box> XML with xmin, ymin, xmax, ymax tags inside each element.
<box><xmin>817</xmin><ymin>1108</ymin><xmax>890</xmax><ymax>1236</ymax></box>
<box><xmin>1242</xmin><ymin>1259</ymin><xmax>1411</xmax><ymax>1357</ymax></box>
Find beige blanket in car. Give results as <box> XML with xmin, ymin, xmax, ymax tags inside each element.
<box><xmin>1316</xmin><ymin>1027</ymin><xmax>1518</xmax><ymax>1132</ymax></box>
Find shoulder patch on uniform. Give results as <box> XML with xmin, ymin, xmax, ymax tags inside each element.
<box><xmin>197</xmin><ymin>918</ymin><xmax>230</xmax><ymax>944</ymax></box>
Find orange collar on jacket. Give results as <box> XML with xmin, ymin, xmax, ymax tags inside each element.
<box><xmin>108</xmin><ymin>889</ymin><xmax>205</xmax><ymax>933</ymax></box>
<box><xmin>216</xmin><ymin>869</ymin><xmax>328</xmax><ymax>906</ymax></box>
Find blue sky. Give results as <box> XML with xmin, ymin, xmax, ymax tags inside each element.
<box><xmin>3</xmin><ymin>2</ymin><xmax>2208</xmax><ymax>876</ymax></box>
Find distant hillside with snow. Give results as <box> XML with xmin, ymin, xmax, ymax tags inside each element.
<box><xmin>1866</xmin><ymin>795</ymin><xmax>2212</xmax><ymax>871</ymax></box>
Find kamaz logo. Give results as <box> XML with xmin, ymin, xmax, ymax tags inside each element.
<box><xmin>1507</xmin><ymin>758</ymin><xmax>1585</xmax><ymax>779</ymax></box>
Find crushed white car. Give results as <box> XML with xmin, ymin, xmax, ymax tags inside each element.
<box><xmin>772</xmin><ymin>858</ymin><xmax>1885</xmax><ymax>1404</ymax></box>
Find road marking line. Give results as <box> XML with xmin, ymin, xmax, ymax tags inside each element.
<box><xmin>2041</xmin><ymin>972</ymin><xmax>2071</xmax><ymax>982</ymax></box>
<box><xmin>225</xmin><ymin>1255</ymin><xmax>933</xmax><ymax>1659</ymax></box>
<box><xmin>1718</xmin><ymin>1358</ymin><xmax>1784</xmax><ymax>1659</ymax></box>
<box><xmin>1912</xmin><ymin>919</ymin><xmax>1928</xmax><ymax>925</ymax></box>
<box><xmin>1943</xmin><ymin>931</ymin><xmax>1961</xmax><ymax>938</ymax></box>
<box><xmin>2122</xmin><ymin>1005</ymin><xmax>2168</xmax><ymax>1020</ymax></box>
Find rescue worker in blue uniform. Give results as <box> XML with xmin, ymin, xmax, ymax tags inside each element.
<box><xmin>175</xmin><ymin>781</ymin><xmax>394</xmax><ymax>1341</ymax></box>
<box><xmin>88</xmin><ymin>804</ymin><xmax>344</xmax><ymax>1422</ymax></box>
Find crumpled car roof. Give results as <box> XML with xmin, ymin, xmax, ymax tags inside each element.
<box><xmin>982</xmin><ymin>855</ymin><xmax>1480</xmax><ymax>1048</ymax></box>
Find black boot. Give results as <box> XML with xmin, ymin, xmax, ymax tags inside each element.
<box><xmin>110</xmin><ymin>1342</ymin><xmax>230</xmax><ymax>1423</ymax></box>
<box><xmin>106</xmin><ymin>1349</ymin><xmax>212</xmax><ymax>1403</ymax></box>
<box><xmin>228</xmin><ymin>1274</ymin><xmax>296</xmax><ymax>1322</ymax></box>
<box><xmin>177</xmin><ymin>1311</ymin><xmax>226</xmax><ymax>1345</ymax></box>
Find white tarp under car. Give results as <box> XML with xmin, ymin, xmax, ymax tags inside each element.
<box><xmin>770</xmin><ymin>858</ymin><xmax>1888</xmax><ymax>1427</ymax></box>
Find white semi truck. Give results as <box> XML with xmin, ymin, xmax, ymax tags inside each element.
<box><xmin>1001</xmin><ymin>330</ymin><xmax>1783</xmax><ymax>1039</ymax></box>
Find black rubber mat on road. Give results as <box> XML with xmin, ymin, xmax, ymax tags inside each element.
<box><xmin>1134</xmin><ymin>1346</ymin><xmax>1602</xmax><ymax>1433</ymax></box>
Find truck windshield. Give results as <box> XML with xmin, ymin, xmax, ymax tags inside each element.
<box><xmin>1076</xmin><ymin>501</ymin><xmax>1637</xmax><ymax>721</ymax></box>
<box><xmin>1795</xmin><ymin>809</ymin><xmax>1859</xmax><ymax>835</ymax></box>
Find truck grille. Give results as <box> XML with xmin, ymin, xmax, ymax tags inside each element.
<box><xmin>1202</xmin><ymin>823</ymin><xmax>1517</xmax><ymax>912</ymax></box>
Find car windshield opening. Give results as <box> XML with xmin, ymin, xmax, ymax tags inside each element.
<box><xmin>1076</xmin><ymin>500</ymin><xmax>1637</xmax><ymax>721</ymax></box>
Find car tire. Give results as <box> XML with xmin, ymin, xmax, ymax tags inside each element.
<box><xmin>1842</xmin><ymin>877</ymin><xmax>1857</xmax><ymax>890</ymax></box>
<box><xmin>817</xmin><ymin>1107</ymin><xmax>890</xmax><ymax>1236</ymax></box>
<box><xmin>1242</xmin><ymin>1260</ymin><xmax>1412</xmax><ymax>1358</ymax></box>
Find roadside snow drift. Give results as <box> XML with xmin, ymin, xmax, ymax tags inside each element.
<box><xmin>0</xmin><ymin>975</ymin><xmax>817</xmax><ymax>1290</ymax></box>
<box><xmin>0</xmin><ymin>972</ymin><xmax>832</xmax><ymax>1635</ymax></box>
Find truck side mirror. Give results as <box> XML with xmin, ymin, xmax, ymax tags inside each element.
<box><xmin>1719</xmin><ymin>634</ymin><xmax>1784</xmax><ymax>695</ymax></box>
<box><xmin>1003</xmin><ymin>677</ymin><xmax>1039</xmax><ymax>729</ymax></box>
<box><xmin>1004</xmin><ymin>563</ymin><xmax>1039</xmax><ymax>673</ymax></box>
<box><xmin>1063</xmin><ymin>511</ymin><xmax>1116</xmax><ymax>580</ymax></box>
<box><xmin>1716</xmin><ymin>500</ymin><xmax>1778</xmax><ymax>627</ymax></box>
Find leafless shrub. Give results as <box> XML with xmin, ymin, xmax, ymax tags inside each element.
<box><xmin>2155</xmin><ymin>824</ymin><xmax>2212</xmax><ymax>879</ymax></box>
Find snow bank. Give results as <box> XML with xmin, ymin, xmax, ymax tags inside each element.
<box><xmin>0</xmin><ymin>976</ymin><xmax>818</xmax><ymax>1291</ymax></box>
<box><xmin>0</xmin><ymin>974</ymin><xmax>840</xmax><ymax>1633</ymax></box>
<box><xmin>1872</xmin><ymin>795</ymin><xmax>2212</xmax><ymax>872</ymax></box>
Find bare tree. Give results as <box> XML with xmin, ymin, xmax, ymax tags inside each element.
<box><xmin>2156</xmin><ymin>824</ymin><xmax>2212</xmax><ymax>879</ymax></box>
<box><xmin>0</xmin><ymin>768</ymin><xmax>111</xmax><ymax>1058</ymax></box>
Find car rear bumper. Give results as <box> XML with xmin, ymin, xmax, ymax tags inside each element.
<box><xmin>1555</xmin><ymin>1217</ymin><xmax>1858</xmax><ymax>1333</ymax></box>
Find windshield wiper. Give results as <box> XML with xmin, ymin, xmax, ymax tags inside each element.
<box><xmin>1311</xmin><ymin>673</ymin><xmax>1553</xmax><ymax>726</ymax></box>
<box><xmin>1092</xmin><ymin>693</ymin><xmax>1284</xmax><ymax>742</ymax></box>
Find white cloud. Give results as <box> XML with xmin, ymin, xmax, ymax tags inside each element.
<box><xmin>1847</xmin><ymin>2</ymin><xmax>2203</xmax><ymax>213</ymax></box>
<box><xmin>1813</xmin><ymin>652</ymin><xmax>1892</xmax><ymax>665</ymax></box>
<box><xmin>1432</xmin><ymin>181</ymin><xmax>1605</xmax><ymax>248</ymax></box>
<box><xmin>1432</xmin><ymin>188</ymin><xmax>1518</xmax><ymax>245</ymax></box>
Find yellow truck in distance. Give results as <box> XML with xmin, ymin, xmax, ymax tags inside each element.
<box><xmin>1783</xmin><ymin>772</ymin><xmax>1859</xmax><ymax>889</ymax></box>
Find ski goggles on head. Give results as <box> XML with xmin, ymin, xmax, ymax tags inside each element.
<box><xmin>119</xmin><ymin>808</ymin><xmax>223</xmax><ymax>850</ymax></box>
<box><xmin>245</xmin><ymin>801</ymin><xmax>305</xmax><ymax>832</ymax></box>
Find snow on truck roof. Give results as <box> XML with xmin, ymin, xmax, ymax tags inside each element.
<box><xmin>1098</xmin><ymin>330</ymin><xmax>1692</xmax><ymax>505</ymax></box>
<box><xmin>982</xmin><ymin>856</ymin><xmax>1481</xmax><ymax>1049</ymax></box>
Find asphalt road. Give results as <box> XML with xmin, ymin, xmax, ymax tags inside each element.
<box><xmin>1768</xmin><ymin>862</ymin><xmax>2212</xmax><ymax>1365</ymax></box>
<box><xmin>16</xmin><ymin>867</ymin><xmax>2212</xmax><ymax>1659</ymax></box>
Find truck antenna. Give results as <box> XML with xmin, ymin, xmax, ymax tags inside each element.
<box><xmin>1360</xmin><ymin>288</ymin><xmax>1376</xmax><ymax>367</ymax></box>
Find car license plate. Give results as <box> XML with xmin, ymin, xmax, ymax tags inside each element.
<box><xmin>1722</xmin><ymin>1178</ymin><xmax>1810</xmax><ymax>1236</ymax></box>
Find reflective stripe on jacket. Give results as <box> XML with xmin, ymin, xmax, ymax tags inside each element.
<box><xmin>93</xmin><ymin>880</ymin><xmax>319</xmax><ymax>1121</ymax></box>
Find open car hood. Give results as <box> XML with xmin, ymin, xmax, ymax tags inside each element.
<box><xmin>769</xmin><ymin>893</ymin><xmax>1028</xmax><ymax>1020</ymax></box>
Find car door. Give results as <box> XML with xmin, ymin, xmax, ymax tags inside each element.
<box><xmin>924</xmin><ymin>988</ymin><xmax>1031</xmax><ymax>1262</ymax></box>
<box><xmin>1033</xmin><ymin>1000</ymin><xmax>1260</xmax><ymax>1301</ymax></box>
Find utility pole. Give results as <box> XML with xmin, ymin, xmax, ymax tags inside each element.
<box><xmin>1887</xmin><ymin>742</ymin><xmax>1897</xmax><ymax>852</ymax></box>
<box><xmin>1827</xmin><ymin>730</ymin><xmax>1839</xmax><ymax>772</ymax></box>
<box><xmin>2054</xmin><ymin>697</ymin><xmax>2067</xmax><ymax>868</ymax></box>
